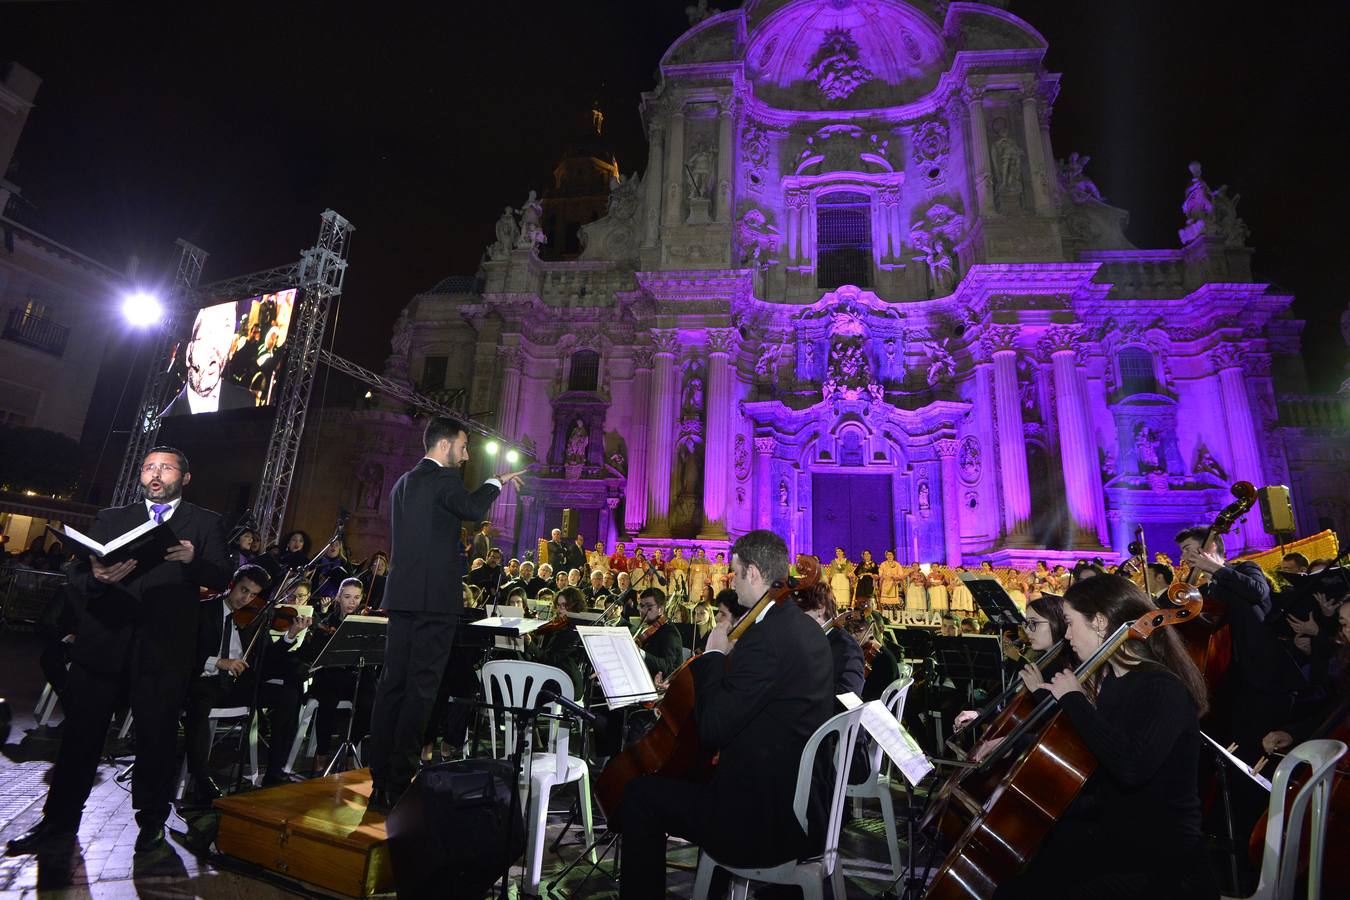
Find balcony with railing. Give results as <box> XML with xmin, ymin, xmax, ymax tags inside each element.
<box><xmin>1277</xmin><ymin>393</ymin><xmax>1350</xmax><ymax>429</ymax></box>
<box><xmin>2</xmin><ymin>307</ymin><xmax>69</xmax><ymax>357</ymax></box>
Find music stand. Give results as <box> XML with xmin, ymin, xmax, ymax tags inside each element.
<box><xmin>309</xmin><ymin>614</ymin><xmax>387</xmax><ymax>775</ymax></box>
<box><xmin>932</xmin><ymin>634</ymin><xmax>1007</xmax><ymax>703</ymax></box>
<box><xmin>959</xmin><ymin>574</ymin><xmax>1025</xmax><ymax>630</ymax></box>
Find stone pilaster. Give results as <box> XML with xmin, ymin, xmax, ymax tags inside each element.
<box><xmin>700</xmin><ymin>329</ymin><xmax>737</xmax><ymax>537</ymax></box>
<box><xmin>1042</xmin><ymin>325</ymin><xmax>1105</xmax><ymax>549</ymax></box>
<box><xmin>935</xmin><ymin>438</ymin><xmax>963</xmax><ymax>565</ymax></box>
<box><xmin>644</xmin><ymin>331</ymin><xmax>680</xmax><ymax>535</ymax></box>
<box><xmin>643</xmin><ymin>118</ymin><xmax>664</xmax><ymax>248</ymax></box>
<box><xmin>1021</xmin><ymin>88</ymin><xmax>1054</xmax><ymax>214</ymax></box>
<box><xmin>662</xmin><ymin>101</ymin><xmax>685</xmax><ymax>227</ymax></box>
<box><xmin>965</xmin><ymin>86</ymin><xmax>994</xmax><ymax>216</ymax></box>
<box><xmin>624</xmin><ymin>347</ymin><xmax>654</xmax><ymax>535</ymax></box>
<box><xmin>715</xmin><ymin>96</ymin><xmax>736</xmax><ymax>223</ymax></box>
<box><xmin>1212</xmin><ymin>343</ymin><xmax>1267</xmax><ymax>551</ymax></box>
<box><xmin>983</xmin><ymin>325</ymin><xmax>1031</xmax><ymax>541</ymax></box>
<box><xmin>754</xmin><ymin>437</ymin><xmax>775</xmax><ymax>530</ymax></box>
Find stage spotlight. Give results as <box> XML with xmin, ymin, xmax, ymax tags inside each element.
<box><xmin>485</xmin><ymin>440</ymin><xmax>499</xmax><ymax>455</ymax></box>
<box><xmin>505</xmin><ymin>449</ymin><xmax>520</xmax><ymax>464</ymax></box>
<box><xmin>122</xmin><ymin>291</ymin><xmax>163</xmax><ymax>327</ymax></box>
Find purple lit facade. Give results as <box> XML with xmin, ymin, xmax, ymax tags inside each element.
<box><xmin>304</xmin><ymin>1</ymin><xmax>1349</xmax><ymax>564</ymax></box>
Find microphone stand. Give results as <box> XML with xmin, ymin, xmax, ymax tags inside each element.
<box><xmin>227</xmin><ymin>508</ymin><xmax>350</xmax><ymax>794</ymax></box>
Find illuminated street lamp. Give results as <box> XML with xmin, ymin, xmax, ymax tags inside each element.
<box><xmin>121</xmin><ymin>291</ymin><xmax>163</xmax><ymax>327</ymax></box>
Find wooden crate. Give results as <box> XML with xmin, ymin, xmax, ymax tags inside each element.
<box><xmin>215</xmin><ymin>768</ymin><xmax>393</xmax><ymax>897</ymax></box>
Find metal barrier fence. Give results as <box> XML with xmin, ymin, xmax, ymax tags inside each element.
<box><xmin>0</xmin><ymin>567</ymin><xmax>67</xmax><ymax>630</ymax></box>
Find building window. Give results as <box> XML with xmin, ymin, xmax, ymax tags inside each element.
<box><xmin>3</xmin><ymin>307</ymin><xmax>68</xmax><ymax>357</ymax></box>
<box><xmin>567</xmin><ymin>350</ymin><xmax>599</xmax><ymax>392</ymax></box>
<box><xmin>420</xmin><ymin>355</ymin><xmax>448</xmax><ymax>391</ymax></box>
<box><xmin>816</xmin><ymin>192</ymin><xmax>872</xmax><ymax>290</ymax></box>
<box><xmin>1117</xmin><ymin>347</ymin><xmax>1158</xmax><ymax>395</ymax></box>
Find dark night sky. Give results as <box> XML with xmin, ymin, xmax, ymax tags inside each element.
<box><xmin>3</xmin><ymin>0</ymin><xmax>1347</xmax><ymax>410</ymax></box>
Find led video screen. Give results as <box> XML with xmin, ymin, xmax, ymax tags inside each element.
<box><xmin>161</xmin><ymin>288</ymin><xmax>297</xmax><ymax>416</ymax></box>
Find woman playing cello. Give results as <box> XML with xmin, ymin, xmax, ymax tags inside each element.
<box><xmin>996</xmin><ymin>575</ymin><xmax>1216</xmax><ymax>899</ymax></box>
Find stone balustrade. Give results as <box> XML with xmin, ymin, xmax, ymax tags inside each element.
<box><xmin>1278</xmin><ymin>394</ymin><xmax>1350</xmax><ymax>429</ymax></box>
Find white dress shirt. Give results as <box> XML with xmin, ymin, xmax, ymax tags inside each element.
<box><xmin>144</xmin><ymin>496</ymin><xmax>182</xmax><ymax>521</ymax></box>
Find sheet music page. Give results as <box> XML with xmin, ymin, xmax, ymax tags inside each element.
<box><xmin>1202</xmin><ymin>731</ymin><xmax>1273</xmax><ymax>792</ymax></box>
<box><xmin>577</xmin><ymin>625</ymin><xmax>658</xmax><ymax>709</ymax></box>
<box><xmin>838</xmin><ymin>691</ymin><xmax>934</xmax><ymax>787</ymax></box>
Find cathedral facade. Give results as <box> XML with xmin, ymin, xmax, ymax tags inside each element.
<box><xmin>305</xmin><ymin>0</ymin><xmax>1348</xmax><ymax>565</ymax></box>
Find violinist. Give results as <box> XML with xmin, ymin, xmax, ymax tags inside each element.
<box><xmin>617</xmin><ymin>531</ymin><xmax>834</xmax><ymax>899</ymax></box>
<box><xmin>183</xmin><ymin>564</ymin><xmax>306</xmax><ymax>799</ymax></box>
<box><xmin>634</xmin><ymin>588</ymin><xmax>682</xmax><ymax>678</ymax></box>
<box><xmin>1176</xmin><ymin>527</ymin><xmax>1293</xmax><ymax>760</ymax></box>
<box><xmin>293</xmin><ymin>578</ymin><xmax>373</xmax><ymax>775</ymax></box>
<box><xmin>358</xmin><ymin>550</ymin><xmax>388</xmax><ymax>609</ymax></box>
<box><xmin>1002</xmin><ymin>575</ymin><xmax>1215</xmax><ymax>900</ymax></box>
<box><xmin>533</xmin><ymin>586</ymin><xmax>588</xmax><ymax>696</ymax></box>
<box><xmin>795</xmin><ymin>582</ymin><xmax>864</xmax><ymax>697</ymax></box>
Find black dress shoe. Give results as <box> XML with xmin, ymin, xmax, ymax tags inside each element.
<box><xmin>193</xmin><ymin>777</ymin><xmax>223</xmax><ymax>803</ymax></box>
<box><xmin>134</xmin><ymin>824</ymin><xmax>165</xmax><ymax>854</ymax></box>
<box><xmin>5</xmin><ymin>819</ymin><xmax>77</xmax><ymax>855</ymax></box>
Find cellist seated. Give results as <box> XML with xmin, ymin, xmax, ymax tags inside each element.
<box><xmin>615</xmin><ymin>531</ymin><xmax>835</xmax><ymax>899</ymax></box>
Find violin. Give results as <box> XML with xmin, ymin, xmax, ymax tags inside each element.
<box><xmin>635</xmin><ymin>614</ymin><xmax>668</xmax><ymax>647</ymax></box>
<box><xmin>595</xmin><ymin>554</ymin><xmax>821</xmax><ymax>828</ymax></box>
<box><xmin>536</xmin><ymin>610</ymin><xmax>571</xmax><ymax>634</ymax></box>
<box><xmin>230</xmin><ymin>595</ymin><xmax>302</xmax><ymax>631</ymax></box>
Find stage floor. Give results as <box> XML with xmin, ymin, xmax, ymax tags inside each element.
<box><xmin>0</xmin><ymin>629</ymin><xmax>907</xmax><ymax>898</ymax></box>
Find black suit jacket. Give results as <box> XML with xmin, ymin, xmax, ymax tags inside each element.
<box><xmin>193</xmin><ymin>594</ymin><xmax>295</xmax><ymax>684</ymax></box>
<box><xmin>689</xmin><ymin>601</ymin><xmax>834</xmax><ymax>864</ymax></box>
<box><xmin>639</xmin><ymin>620</ymin><xmax>684</xmax><ymax>678</ymax></box>
<box><xmin>383</xmin><ymin>459</ymin><xmax>500</xmax><ymax>615</ymax></box>
<box><xmin>161</xmin><ymin>381</ymin><xmax>255</xmax><ymax>417</ymax></box>
<box><xmin>471</xmin><ymin>533</ymin><xmax>491</xmax><ymax>563</ymax></box>
<box><xmin>827</xmin><ymin>627</ymin><xmax>866</xmax><ymax>698</ymax></box>
<box><xmin>67</xmin><ymin>500</ymin><xmax>232</xmax><ymax>675</ymax></box>
<box><xmin>546</xmin><ymin>540</ymin><xmax>568</xmax><ymax>571</ymax></box>
<box><xmin>564</xmin><ymin>543</ymin><xmax>586</xmax><ymax>572</ymax></box>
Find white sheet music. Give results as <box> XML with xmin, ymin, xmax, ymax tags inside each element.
<box><xmin>1202</xmin><ymin>731</ymin><xmax>1273</xmax><ymax>792</ymax></box>
<box><xmin>839</xmin><ymin>691</ymin><xmax>934</xmax><ymax>787</ymax></box>
<box><xmin>577</xmin><ymin>625</ymin><xmax>658</xmax><ymax>709</ymax></box>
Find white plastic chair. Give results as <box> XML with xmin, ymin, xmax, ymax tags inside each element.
<box><xmin>1222</xmin><ymin>738</ymin><xmax>1346</xmax><ymax>900</ymax></box>
<box><xmin>480</xmin><ymin>659</ymin><xmax>595</xmax><ymax>896</ymax></box>
<box><xmin>694</xmin><ymin>705</ymin><xmax>866</xmax><ymax>900</ymax></box>
<box><xmin>846</xmin><ymin>677</ymin><xmax>913</xmax><ymax>880</ymax></box>
<box><xmin>176</xmin><ymin>706</ymin><xmax>259</xmax><ymax>797</ymax></box>
<box><xmin>285</xmin><ymin>697</ymin><xmax>355</xmax><ymax>773</ymax></box>
<box><xmin>34</xmin><ymin>682</ymin><xmax>59</xmax><ymax>727</ymax></box>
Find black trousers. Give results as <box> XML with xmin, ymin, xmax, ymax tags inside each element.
<box><xmin>618</xmin><ymin>775</ymin><xmax>798</xmax><ymax>900</ymax></box>
<box><xmin>39</xmin><ymin>641</ymin><xmax>71</xmax><ymax>697</ymax></box>
<box><xmin>308</xmin><ymin>668</ymin><xmax>372</xmax><ymax>757</ymax></box>
<box><xmin>43</xmin><ymin>660</ymin><xmax>188</xmax><ymax>830</ymax></box>
<box><xmin>184</xmin><ymin>674</ymin><xmax>301</xmax><ymax>782</ymax></box>
<box><xmin>367</xmin><ymin>610</ymin><xmax>458</xmax><ymax>792</ymax></box>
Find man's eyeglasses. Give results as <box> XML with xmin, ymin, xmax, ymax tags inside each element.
<box><xmin>141</xmin><ymin>463</ymin><xmax>181</xmax><ymax>474</ymax></box>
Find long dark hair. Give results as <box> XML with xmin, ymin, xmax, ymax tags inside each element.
<box><xmin>1027</xmin><ymin>594</ymin><xmax>1069</xmax><ymax>645</ymax></box>
<box><xmin>1064</xmin><ymin>574</ymin><xmax>1209</xmax><ymax>716</ymax></box>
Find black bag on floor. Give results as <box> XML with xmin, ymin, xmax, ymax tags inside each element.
<box><xmin>385</xmin><ymin>758</ymin><xmax>525</xmax><ymax>898</ymax></box>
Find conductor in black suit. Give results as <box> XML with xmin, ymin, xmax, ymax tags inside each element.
<box><xmin>618</xmin><ymin>531</ymin><xmax>834</xmax><ymax>898</ymax></box>
<box><xmin>7</xmin><ymin>447</ymin><xmax>233</xmax><ymax>856</ymax></box>
<box><xmin>366</xmin><ymin>417</ymin><xmax>524</xmax><ymax>810</ymax></box>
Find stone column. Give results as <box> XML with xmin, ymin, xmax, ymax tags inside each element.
<box><xmin>644</xmin><ymin>330</ymin><xmax>680</xmax><ymax>535</ymax></box>
<box><xmin>624</xmin><ymin>348</ymin><xmax>654</xmax><ymax>535</ymax></box>
<box><xmin>754</xmin><ymin>437</ymin><xmax>775</xmax><ymax>530</ymax></box>
<box><xmin>935</xmin><ymin>438</ymin><xmax>963</xmax><ymax>565</ymax></box>
<box><xmin>662</xmin><ymin>101</ymin><xmax>685</xmax><ymax>227</ymax></box>
<box><xmin>971</xmin><ymin>361</ymin><xmax>1002</xmax><ymax>539</ymax></box>
<box><xmin>1020</xmin><ymin>88</ymin><xmax>1053</xmax><ymax>214</ymax></box>
<box><xmin>1213</xmin><ymin>344</ymin><xmax>1267</xmax><ymax>550</ymax></box>
<box><xmin>965</xmin><ymin>86</ymin><xmax>994</xmax><ymax>216</ymax></box>
<box><xmin>715</xmin><ymin>96</ymin><xmax>735</xmax><ymax>223</ymax></box>
<box><xmin>786</xmin><ymin>193</ymin><xmax>804</xmax><ymax>262</ymax></box>
<box><xmin>642</xmin><ymin>118</ymin><xmax>664</xmax><ymax>247</ymax></box>
<box><xmin>495</xmin><ymin>345</ymin><xmax>524</xmax><ymax>545</ymax></box>
<box><xmin>984</xmin><ymin>326</ymin><xmax>1031</xmax><ymax>541</ymax></box>
<box><xmin>700</xmin><ymin>329</ymin><xmax>737</xmax><ymax>536</ymax></box>
<box><xmin>1042</xmin><ymin>325</ymin><xmax>1104</xmax><ymax>548</ymax></box>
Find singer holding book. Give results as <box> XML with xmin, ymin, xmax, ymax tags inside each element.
<box><xmin>366</xmin><ymin>417</ymin><xmax>524</xmax><ymax>812</ymax></box>
<box><xmin>7</xmin><ymin>446</ymin><xmax>233</xmax><ymax>856</ymax></box>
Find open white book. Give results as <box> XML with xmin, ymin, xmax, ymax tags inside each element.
<box><xmin>48</xmin><ymin>520</ymin><xmax>178</xmax><ymax>568</ymax></box>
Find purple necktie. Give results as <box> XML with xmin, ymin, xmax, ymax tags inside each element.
<box><xmin>151</xmin><ymin>503</ymin><xmax>172</xmax><ymax>524</ymax></box>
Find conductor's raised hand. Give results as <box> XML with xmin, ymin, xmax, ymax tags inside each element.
<box><xmin>164</xmin><ymin>539</ymin><xmax>196</xmax><ymax>564</ymax></box>
<box><xmin>497</xmin><ymin>469</ymin><xmax>528</xmax><ymax>487</ymax></box>
<box><xmin>91</xmin><ymin>556</ymin><xmax>137</xmax><ymax>584</ymax></box>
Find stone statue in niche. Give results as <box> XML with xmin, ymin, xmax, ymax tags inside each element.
<box><xmin>565</xmin><ymin>420</ymin><xmax>589</xmax><ymax>465</ymax></box>
<box><xmin>755</xmin><ymin>342</ymin><xmax>782</xmax><ymax>382</ymax></box>
<box><xmin>959</xmin><ymin>437</ymin><xmax>981</xmax><ymax>483</ymax></box>
<box><xmin>681</xmin><ymin>376</ymin><xmax>704</xmax><ymax>417</ymax></box>
<box><xmin>923</xmin><ymin>338</ymin><xmax>956</xmax><ymax>387</ymax></box>
<box><xmin>490</xmin><ymin>206</ymin><xmax>519</xmax><ymax>260</ymax></box>
<box><xmin>515</xmin><ymin>190</ymin><xmax>546</xmax><ymax>251</ymax></box>
<box><xmin>917</xmin><ymin>481</ymin><xmax>931</xmax><ymax>511</ymax></box>
<box><xmin>736</xmin><ymin>209</ymin><xmax>780</xmax><ymax>270</ymax></box>
<box><xmin>686</xmin><ymin>143</ymin><xmax>715</xmax><ymax>201</ymax></box>
<box><xmin>1134</xmin><ymin>425</ymin><xmax>1162</xmax><ymax>473</ymax></box>
<box><xmin>733</xmin><ymin>434</ymin><xmax>750</xmax><ymax>480</ymax></box>
<box><xmin>806</xmin><ymin>27</ymin><xmax>874</xmax><ymax>102</ymax></box>
<box><xmin>910</xmin><ymin>203</ymin><xmax>966</xmax><ymax>296</ymax></box>
<box><xmin>779</xmin><ymin>479</ymin><xmax>789</xmax><ymax>508</ymax></box>
<box><xmin>989</xmin><ymin>117</ymin><xmax>1025</xmax><ymax>208</ymax></box>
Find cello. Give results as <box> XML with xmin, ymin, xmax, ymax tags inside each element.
<box><xmin>594</xmin><ymin>554</ymin><xmax>819</xmax><ymax>828</ymax></box>
<box><xmin>924</xmin><ymin>594</ymin><xmax>1202</xmax><ymax>899</ymax></box>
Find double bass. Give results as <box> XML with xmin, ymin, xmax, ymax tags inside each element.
<box><xmin>594</xmin><ymin>555</ymin><xmax>820</xmax><ymax>828</ymax></box>
<box><xmin>924</xmin><ymin>595</ymin><xmax>1202</xmax><ymax>899</ymax></box>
